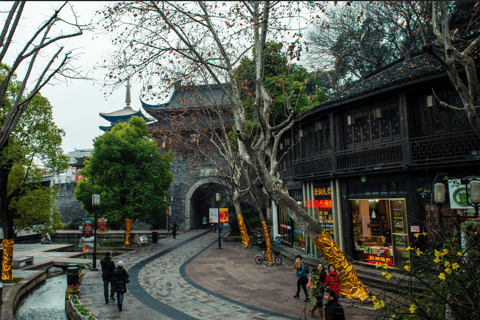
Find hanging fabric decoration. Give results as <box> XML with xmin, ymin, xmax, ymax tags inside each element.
<box><xmin>1</xmin><ymin>239</ymin><xmax>14</xmax><ymax>280</ymax></box>
<box><xmin>312</xmin><ymin>230</ymin><xmax>369</xmax><ymax>300</ymax></box>
<box><xmin>261</xmin><ymin>221</ymin><xmax>273</xmax><ymax>264</ymax></box>
<box><xmin>125</xmin><ymin>219</ymin><xmax>133</xmax><ymax>245</ymax></box>
<box><xmin>371</xmin><ymin>210</ymin><xmax>376</xmax><ymax>219</ymax></box>
<box><xmin>237</xmin><ymin>214</ymin><xmax>251</xmax><ymax>247</ymax></box>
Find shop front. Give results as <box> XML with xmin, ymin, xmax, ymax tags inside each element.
<box><xmin>277</xmin><ymin>189</ymin><xmax>303</xmax><ymax>246</ymax></box>
<box><xmin>351</xmin><ymin>198</ymin><xmax>409</xmax><ymax>267</ymax></box>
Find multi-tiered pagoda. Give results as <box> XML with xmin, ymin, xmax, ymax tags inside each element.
<box><xmin>99</xmin><ymin>80</ymin><xmax>152</xmax><ymax>132</ymax></box>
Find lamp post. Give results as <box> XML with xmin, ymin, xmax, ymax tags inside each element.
<box><xmin>91</xmin><ymin>193</ymin><xmax>100</xmax><ymax>271</ymax></box>
<box><xmin>216</xmin><ymin>192</ymin><xmax>222</xmax><ymax>249</ymax></box>
<box><xmin>461</xmin><ymin>178</ymin><xmax>480</xmax><ymax>219</ymax></box>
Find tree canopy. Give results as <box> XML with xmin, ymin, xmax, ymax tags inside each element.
<box><xmin>0</xmin><ymin>63</ymin><xmax>68</xmax><ymax>237</ymax></box>
<box><xmin>74</xmin><ymin>116</ymin><xmax>173</xmax><ymax>229</ymax></box>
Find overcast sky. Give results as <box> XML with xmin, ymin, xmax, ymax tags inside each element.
<box><xmin>2</xmin><ymin>1</ymin><xmax>149</xmax><ymax>154</ymax></box>
<box><xmin>2</xmin><ymin>1</ymin><xmax>318</xmax><ymax>156</ymax></box>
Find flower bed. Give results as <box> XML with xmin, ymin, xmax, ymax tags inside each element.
<box><xmin>67</xmin><ymin>295</ymin><xmax>97</xmax><ymax>320</ymax></box>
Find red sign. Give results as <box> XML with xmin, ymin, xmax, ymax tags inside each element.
<box><xmin>82</xmin><ymin>217</ymin><xmax>93</xmax><ymax>235</ymax></box>
<box><xmin>299</xmin><ymin>236</ymin><xmax>305</xmax><ymax>248</ymax></box>
<box><xmin>219</xmin><ymin>208</ymin><xmax>229</xmax><ymax>223</ymax></box>
<box><xmin>367</xmin><ymin>254</ymin><xmax>393</xmax><ymax>267</ymax></box>
<box><xmin>304</xmin><ymin>199</ymin><xmax>333</xmax><ymax>209</ymax></box>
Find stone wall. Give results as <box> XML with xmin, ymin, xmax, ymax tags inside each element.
<box><xmin>54</xmin><ymin>183</ymin><xmax>85</xmax><ymax>224</ymax></box>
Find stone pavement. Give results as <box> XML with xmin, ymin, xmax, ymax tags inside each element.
<box><xmin>79</xmin><ymin>229</ymin><xmax>379</xmax><ymax>319</ymax></box>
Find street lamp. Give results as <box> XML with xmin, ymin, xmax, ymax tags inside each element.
<box><xmin>216</xmin><ymin>192</ymin><xmax>222</xmax><ymax>249</ymax></box>
<box><xmin>91</xmin><ymin>193</ymin><xmax>100</xmax><ymax>271</ymax></box>
<box><xmin>461</xmin><ymin>178</ymin><xmax>480</xmax><ymax>219</ymax></box>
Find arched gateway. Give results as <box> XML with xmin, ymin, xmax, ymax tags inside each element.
<box><xmin>140</xmin><ymin>82</ymin><xmax>231</xmax><ymax>231</ymax></box>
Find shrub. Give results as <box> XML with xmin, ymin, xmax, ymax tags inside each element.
<box><xmin>372</xmin><ymin>222</ymin><xmax>480</xmax><ymax>319</ymax></box>
<box><xmin>75</xmin><ymin>305</ymin><xmax>90</xmax><ymax>316</ymax></box>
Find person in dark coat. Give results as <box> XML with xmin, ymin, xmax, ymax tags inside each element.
<box><xmin>309</xmin><ymin>263</ymin><xmax>327</xmax><ymax>319</ymax></box>
<box><xmin>100</xmin><ymin>251</ymin><xmax>115</xmax><ymax>304</ymax></box>
<box><xmin>172</xmin><ymin>222</ymin><xmax>178</xmax><ymax>239</ymax></box>
<box><xmin>293</xmin><ymin>255</ymin><xmax>309</xmax><ymax>302</ymax></box>
<box><xmin>324</xmin><ymin>289</ymin><xmax>345</xmax><ymax>320</ymax></box>
<box><xmin>113</xmin><ymin>261</ymin><xmax>129</xmax><ymax>312</ymax></box>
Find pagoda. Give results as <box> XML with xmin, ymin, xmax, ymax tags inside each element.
<box><xmin>99</xmin><ymin>80</ymin><xmax>152</xmax><ymax>132</ymax></box>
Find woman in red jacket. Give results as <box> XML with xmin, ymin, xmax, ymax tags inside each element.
<box><xmin>325</xmin><ymin>264</ymin><xmax>341</xmax><ymax>297</ymax></box>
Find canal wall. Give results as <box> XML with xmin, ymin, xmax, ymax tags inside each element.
<box><xmin>1</xmin><ymin>270</ymin><xmax>47</xmax><ymax>320</ymax></box>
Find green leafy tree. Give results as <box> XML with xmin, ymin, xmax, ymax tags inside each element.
<box><xmin>8</xmin><ymin>164</ymin><xmax>62</xmax><ymax>235</ymax></box>
<box><xmin>235</xmin><ymin>41</ymin><xmax>329</xmax><ymax>125</ymax></box>
<box><xmin>74</xmin><ymin>116</ymin><xmax>173</xmax><ymax>230</ymax></box>
<box><xmin>1</xmin><ymin>63</ymin><xmax>68</xmax><ymax>241</ymax></box>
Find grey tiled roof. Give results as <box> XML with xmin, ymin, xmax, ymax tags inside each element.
<box><xmin>141</xmin><ymin>83</ymin><xmax>230</xmax><ymax>116</ymax></box>
<box><xmin>317</xmin><ymin>53</ymin><xmax>444</xmax><ymax>110</ymax></box>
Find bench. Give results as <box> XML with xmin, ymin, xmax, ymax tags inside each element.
<box><xmin>12</xmin><ymin>256</ymin><xmax>34</xmax><ymax>269</ymax></box>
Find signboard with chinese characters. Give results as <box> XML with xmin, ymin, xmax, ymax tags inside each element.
<box><xmin>98</xmin><ymin>217</ymin><xmax>108</xmax><ymax>234</ymax></box>
<box><xmin>219</xmin><ymin>208</ymin><xmax>229</xmax><ymax>223</ymax></box>
<box><xmin>299</xmin><ymin>235</ymin><xmax>306</xmax><ymax>248</ymax></box>
<box><xmin>314</xmin><ymin>187</ymin><xmax>331</xmax><ymax>196</ymax></box>
<box><xmin>200</xmin><ymin>168</ymin><xmax>219</xmax><ymax>177</ymax></box>
<box><xmin>82</xmin><ymin>217</ymin><xmax>93</xmax><ymax>235</ymax></box>
<box><xmin>209</xmin><ymin>208</ymin><xmax>218</xmax><ymax>223</ymax></box>
<box><xmin>367</xmin><ymin>254</ymin><xmax>393</xmax><ymax>267</ymax></box>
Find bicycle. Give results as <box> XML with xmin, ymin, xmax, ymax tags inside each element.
<box><xmin>254</xmin><ymin>250</ymin><xmax>282</xmax><ymax>265</ymax></box>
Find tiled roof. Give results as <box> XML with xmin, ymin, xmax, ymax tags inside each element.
<box><xmin>304</xmin><ymin>41</ymin><xmax>479</xmax><ymax>117</ymax></box>
<box><xmin>141</xmin><ymin>82</ymin><xmax>230</xmax><ymax>116</ymax></box>
<box><xmin>315</xmin><ymin>53</ymin><xmax>444</xmax><ymax>110</ymax></box>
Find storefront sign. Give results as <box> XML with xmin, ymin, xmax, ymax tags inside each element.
<box><xmin>449</xmin><ymin>179</ymin><xmax>475</xmax><ymax>209</ymax></box>
<box><xmin>200</xmin><ymin>168</ymin><xmax>219</xmax><ymax>176</ymax></box>
<box><xmin>314</xmin><ymin>187</ymin><xmax>331</xmax><ymax>196</ymax></box>
<box><xmin>304</xmin><ymin>199</ymin><xmax>333</xmax><ymax>209</ymax></box>
<box><xmin>367</xmin><ymin>254</ymin><xmax>393</xmax><ymax>266</ymax></box>
<box><xmin>219</xmin><ymin>208</ymin><xmax>229</xmax><ymax>223</ymax></box>
<box><xmin>209</xmin><ymin>208</ymin><xmax>218</xmax><ymax>223</ymax></box>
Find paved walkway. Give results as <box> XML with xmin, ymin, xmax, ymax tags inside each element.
<box><xmin>79</xmin><ymin>229</ymin><xmax>378</xmax><ymax>320</ymax></box>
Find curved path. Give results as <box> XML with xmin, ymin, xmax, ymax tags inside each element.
<box><xmin>79</xmin><ymin>229</ymin><xmax>375</xmax><ymax>320</ymax></box>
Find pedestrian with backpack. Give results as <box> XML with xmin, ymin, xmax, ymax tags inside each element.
<box><xmin>293</xmin><ymin>255</ymin><xmax>310</xmax><ymax>302</ymax></box>
<box><xmin>113</xmin><ymin>261</ymin><xmax>129</xmax><ymax>312</ymax></box>
<box><xmin>100</xmin><ymin>251</ymin><xmax>115</xmax><ymax>304</ymax></box>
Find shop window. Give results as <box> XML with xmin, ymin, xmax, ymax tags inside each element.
<box><xmin>364</xmin><ymin>184</ymin><xmax>371</xmax><ymax>195</ymax></box>
<box><xmin>356</xmin><ymin>184</ymin><xmax>363</xmax><ymax>195</ymax></box>
<box><xmin>348</xmin><ymin>185</ymin><xmax>355</xmax><ymax>195</ymax></box>
<box><xmin>389</xmin><ymin>182</ymin><xmax>397</xmax><ymax>194</ymax></box>
<box><xmin>344</xmin><ymin>102</ymin><xmax>400</xmax><ymax>148</ymax></box>
<box><xmin>398</xmin><ymin>181</ymin><xmax>407</xmax><ymax>193</ymax></box>
<box><xmin>380</xmin><ymin>183</ymin><xmax>389</xmax><ymax>194</ymax></box>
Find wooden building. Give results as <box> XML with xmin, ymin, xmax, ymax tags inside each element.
<box><xmin>276</xmin><ymin>48</ymin><xmax>480</xmax><ymax>267</ymax></box>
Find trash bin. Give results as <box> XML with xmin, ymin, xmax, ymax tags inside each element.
<box><xmin>67</xmin><ymin>267</ymin><xmax>79</xmax><ymax>285</ymax></box>
<box><xmin>275</xmin><ymin>235</ymin><xmax>281</xmax><ymax>245</ymax></box>
<box><xmin>152</xmin><ymin>231</ymin><xmax>158</xmax><ymax>244</ymax></box>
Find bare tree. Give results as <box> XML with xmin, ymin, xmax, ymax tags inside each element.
<box><xmin>100</xmin><ymin>1</ymin><xmax>368</xmax><ymax>299</ymax></box>
<box><xmin>0</xmin><ymin>1</ymin><xmax>86</xmax><ymax>280</ymax></box>
<box><xmin>415</xmin><ymin>1</ymin><xmax>480</xmax><ymax>138</ymax></box>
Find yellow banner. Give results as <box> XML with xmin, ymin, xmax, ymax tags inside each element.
<box><xmin>1</xmin><ymin>239</ymin><xmax>14</xmax><ymax>281</ymax></box>
<box><xmin>312</xmin><ymin>230</ymin><xmax>369</xmax><ymax>300</ymax></box>
<box><xmin>261</xmin><ymin>221</ymin><xmax>273</xmax><ymax>264</ymax></box>
<box><xmin>237</xmin><ymin>214</ymin><xmax>251</xmax><ymax>247</ymax></box>
<box><xmin>125</xmin><ymin>219</ymin><xmax>133</xmax><ymax>245</ymax></box>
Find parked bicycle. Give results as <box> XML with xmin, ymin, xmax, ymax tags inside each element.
<box><xmin>255</xmin><ymin>250</ymin><xmax>282</xmax><ymax>265</ymax></box>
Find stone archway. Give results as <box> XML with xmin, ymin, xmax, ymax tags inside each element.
<box><xmin>184</xmin><ymin>178</ymin><xmax>221</xmax><ymax>230</ymax></box>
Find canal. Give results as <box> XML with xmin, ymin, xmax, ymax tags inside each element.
<box><xmin>14</xmin><ymin>272</ymin><xmax>68</xmax><ymax>320</ymax></box>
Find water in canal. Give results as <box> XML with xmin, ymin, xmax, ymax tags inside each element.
<box><xmin>14</xmin><ymin>272</ymin><xmax>68</xmax><ymax>320</ymax></box>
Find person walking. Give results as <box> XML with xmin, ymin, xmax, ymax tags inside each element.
<box><xmin>172</xmin><ymin>221</ymin><xmax>178</xmax><ymax>239</ymax></box>
<box><xmin>100</xmin><ymin>251</ymin><xmax>115</xmax><ymax>304</ymax></box>
<box><xmin>293</xmin><ymin>255</ymin><xmax>310</xmax><ymax>302</ymax></box>
<box><xmin>324</xmin><ymin>289</ymin><xmax>345</xmax><ymax>320</ymax></box>
<box><xmin>325</xmin><ymin>264</ymin><xmax>341</xmax><ymax>298</ymax></box>
<box><xmin>113</xmin><ymin>261</ymin><xmax>129</xmax><ymax>312</ymax></box>
<box><xmin>309</xmin><ymin>263</ymin><xmax>326</xmax><ymax>319</ymax></box>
